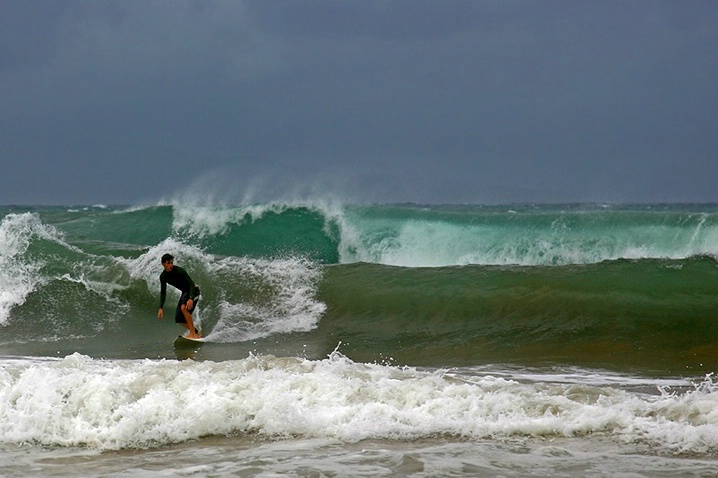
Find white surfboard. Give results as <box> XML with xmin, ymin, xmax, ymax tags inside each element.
<box><xmin>173</xmin><ymin>335</ymin><xmax>205</xmax><ymax>348</ymax></box>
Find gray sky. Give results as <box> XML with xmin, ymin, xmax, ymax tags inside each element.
<box><xmin>1</xmin><ymin>0</ymin><xmax>717</xmax><ymax>205</ymax></box>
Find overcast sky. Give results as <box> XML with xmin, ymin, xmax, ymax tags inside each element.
<box><xmin>1</xmin><ymin>0</ymin><xmax>717</xmax><ymax>205</ymax></box>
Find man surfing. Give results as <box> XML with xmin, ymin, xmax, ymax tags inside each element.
<box><xmin>158</xmin><ymin>253</ymin><xmax>202</xmax><ymax>339</ymax></box>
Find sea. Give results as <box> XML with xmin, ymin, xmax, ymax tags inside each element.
<box><xmin>1</xmin><ymin>201</ymin><xmax>717</xmax><ymax>477</ymax></box>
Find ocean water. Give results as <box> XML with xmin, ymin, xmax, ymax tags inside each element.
<box><xmin>1</xmin><ymin>202</ymin><xmax>717</xmax><ymax>477</ymax></box>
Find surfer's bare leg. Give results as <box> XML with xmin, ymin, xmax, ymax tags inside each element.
<box><xmin>181</xmin><ymin>304</ymin><xmax>200</xmax><ymax>338</ymax></box>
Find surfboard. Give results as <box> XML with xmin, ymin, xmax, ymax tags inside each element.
<box><xmin>173</xmin><ymin>320</ymin><xmax>204</xmax><ymax>348</ymax></box>
<box><xmin>173</xmin><ymin>335</ymin><xmax>205</xmax><ymax>348</ymax></box>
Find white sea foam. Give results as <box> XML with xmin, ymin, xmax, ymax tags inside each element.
<box><xmin>1</xmin><ymin>353</ymin><xmax>717</xmax><ymax>453</ymax></box>
<box><xmin>208</xmin><ymin>255</ymin><xmax>326</xmax><ymax>341</ymax></box>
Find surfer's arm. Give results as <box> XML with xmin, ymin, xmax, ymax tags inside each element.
<box><xmin>158</xmin><ymin>276</ymin><xmax>167</xmax><ymax>319</ymax></box>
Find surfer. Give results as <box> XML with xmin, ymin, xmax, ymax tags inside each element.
<box><xmin>158</xmin><ymin>254</ymin><xmax>202</xmax><ymax>339</ymax></box>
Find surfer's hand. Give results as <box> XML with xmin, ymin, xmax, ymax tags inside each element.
<box><xmin>158</xmin><ymin>308</ymin><xmax>164</xmax><ymax>319</ymax></box>
<box><xmin>187</xmin><ymin>299</ymin><xmax>193</xmax><ymax>310</ymax></box>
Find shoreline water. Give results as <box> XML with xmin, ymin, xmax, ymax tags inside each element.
<box><xmin>4</xmin><ymin>435</ymin><xmax>718</xmax><ymax>477</ymax></box>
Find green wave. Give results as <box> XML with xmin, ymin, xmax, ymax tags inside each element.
<box><xmin>316</xmin><ymin>258</ymin><xmax>718</xmax><ymax>373</ymax></box>
<box><xmin>2</xmin><ymin>204</ymin><xmax>717</xmax><ymax>374</ymax></box>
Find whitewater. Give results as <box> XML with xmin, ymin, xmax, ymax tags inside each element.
<box><xmin>1</xmin><ymin>201</ymin><xmax>717</xmax><ymax>476</ymax></box>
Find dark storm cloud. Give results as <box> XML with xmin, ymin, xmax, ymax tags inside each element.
<box><xmin>1</xmin><ymin>0</ymin><xmax>716</xmax><ymax>205</ymax></box>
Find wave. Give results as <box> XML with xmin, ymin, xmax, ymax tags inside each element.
<box><xmin>166</xmin><ymin>202</ymin><xmax>718</xmax><ymax>267</ymax></box>
<box><xmin>0</xmin><ymin>213</ymin><xmax>79</xmax><ymax>326</ymax></box>
<box><xmin>4</xmin><ymin>203</ymin><xmax>718</xmax><ymax>459</ymax></box>
<box><xmin>7</xmin><ymin>203</ymin><xmax>716</xmax><ymax>268</ymax></box>
<box><xmin>316</xmin><ymin>257</ymin><xmax>718</xmax><ymax>372</ymax></box>
<box><xmin>1</xmin><ymin>204</ymin><xmax>717</xmax><ymax>373</ymax></box>
<box><xmin>0</xmin><ymin>212</ymin><xmax>326</xmax><ymax>342</ymax></box>
<box><xmin>1</xmin><ymin>353</ymin><xmax>716</xmax><ymax>454</ymax></box>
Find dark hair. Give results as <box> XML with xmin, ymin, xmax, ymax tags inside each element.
<box><xmin>161</xmin><ymin>253</ymin><xmax>174</xmax><ymax>264</ymax></box>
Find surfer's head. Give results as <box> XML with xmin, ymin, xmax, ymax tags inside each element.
<box><xmin>161</xmin><ymin>253</ymin><xmax>174</xmax><ymax>272</ymax></box>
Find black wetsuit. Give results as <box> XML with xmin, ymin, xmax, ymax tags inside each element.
<box><xmin>159</xmin><ymin>265</ymin><xmax>200</xmax><ymax>324</ymax></box>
